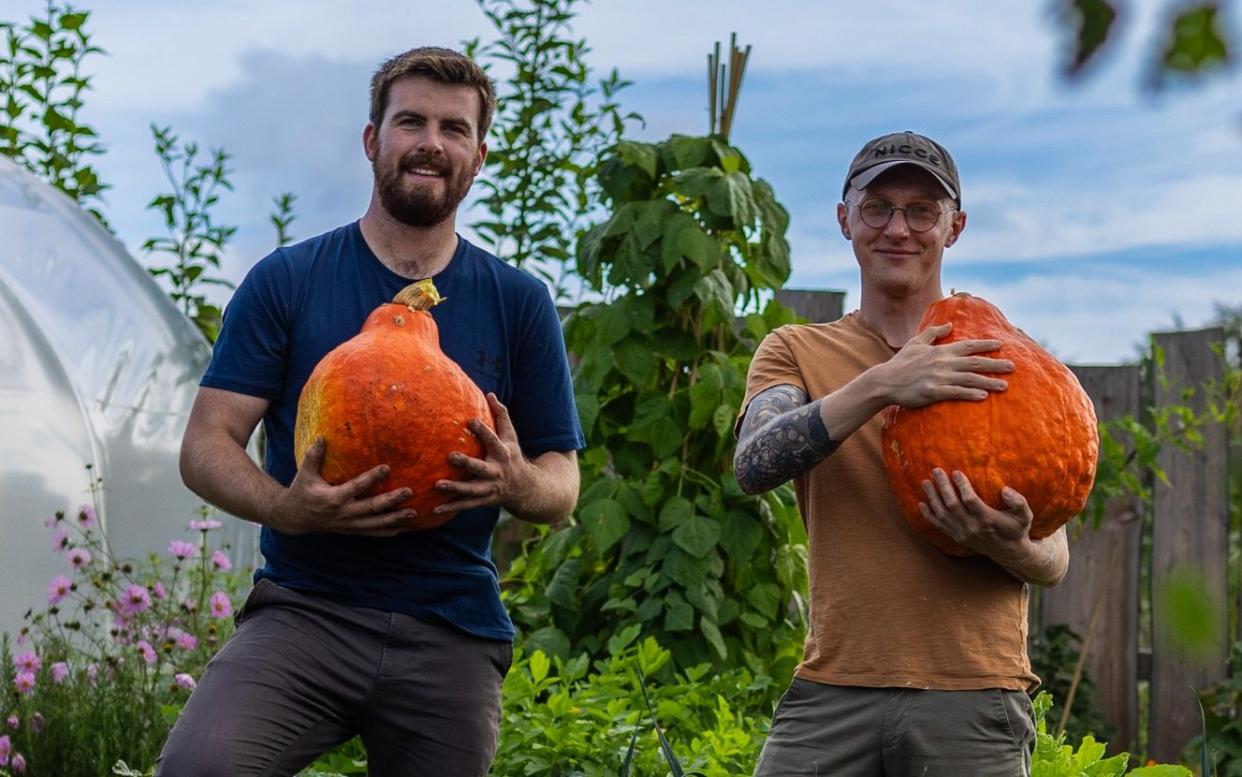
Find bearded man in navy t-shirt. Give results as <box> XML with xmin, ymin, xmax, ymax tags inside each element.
<box><xmin>156</xmin><ymin>46</ymin><xmax>583</xmax><ymax>777</ymax></box>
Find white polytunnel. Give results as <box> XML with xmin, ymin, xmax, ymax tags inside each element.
<box><xmin>0</xmin><ymin>156</ymin><xmax>258</xmax><ymax>639</ymax></box>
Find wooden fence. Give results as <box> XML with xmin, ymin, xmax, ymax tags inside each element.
<box><xmin>775</xmin><ymin>289</ymin><xmax>1232</xmax><ymax>763</ymax></box>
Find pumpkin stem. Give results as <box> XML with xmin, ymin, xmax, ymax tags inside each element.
<box><xmin>393</xmin><ymin>279</ymin><xmax>445</xmax><ymax>311</ymax></box>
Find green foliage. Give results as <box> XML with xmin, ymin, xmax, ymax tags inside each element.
<box><xmin>1084</xmin><ymin>341</ymin><xmax>1240</xmax><ymax>528</ymax></box>
<box><xmin>1056</xmin><ymin>0</ymin><xmax>1234</xmax><ymax>89</ymax></box>
<box><xmin>502</xmin><ymin>133</ymin><xmax>806</xmax><ymax>680</ymax></box>
<box><xmin>0</xmin><ymin>1</ymin><xmax>108</xmax><ymax>224</ymax></box>
<box><xmin>467</xmin><ymin>0</ymin><xmax>641</xmax><ymax>300</ymax></box>
<box><xmin>270</xmin><ymin>191</ymin><xmax>298</xmax><ymax>248</ymax></box>
<box><xmin>492</xmin><ymin>630</ymin><xmax>770</xmax><ymax>777</ymax></box>
<box><xmin>1059</xmin><ymin>0</ymin><xmax>1119</xmax><ymax>75</ymax></box>
<box><xmin>0</xmin><ymin>484</ymin><xmax>248</xmax><ymax>777</ymax></box>
<box><xmin>1030</xmin><ymin>692</ymin><xmax>1192</xmax><ymax>777</ymax></box>
<box><xmin>1190</xmin><ymin>641</ymin><xmax>1242</xmax><ymax>775</ymax></box>
<box><xmin>1029</xmin><ymin>624</ymin><xmax>1115</xmax><ymax>747</ymax></box>
<box><xmin>141</xmin><ymin>124</ymin><xmax>238</xmax><ymax>343</ymax></box>
<box><xmin>1157</xmin><ymin>3</ymin><xmax>1230</xmax><ymax>82</ymax></box>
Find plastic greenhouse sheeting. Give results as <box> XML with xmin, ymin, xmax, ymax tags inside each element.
<box><xmin>0</xmin><ymin>157</ymin><xmax>258</xmax><ymax>640</ymax></box>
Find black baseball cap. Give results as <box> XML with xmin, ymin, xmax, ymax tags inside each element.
<box><xmin>843</xmin><ymin>131</ymin><xmax>961</xmax><ymax>206</ymax></box>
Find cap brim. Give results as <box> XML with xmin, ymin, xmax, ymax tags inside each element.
<box><xmin>849</xmin><ymin>160</ymin><xmax>958</xmax><ymax>202</ymax></box>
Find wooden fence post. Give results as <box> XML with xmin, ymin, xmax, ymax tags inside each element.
<box><xmin>774</xmin><ymin>288</ymin><xmax>845</xmax><ymax>323</ymax></box>
<box><xmin>1039</xmin><ymin>365</ymin><xmax>1142</xmax><ymax>755</ymax></box>
<box><xmin>1147</xmin><ymin>327</ymin><xmax>1230</xmax><ymax>763</ymax></box>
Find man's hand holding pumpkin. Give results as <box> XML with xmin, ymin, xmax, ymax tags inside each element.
<box><xmin>919</xmin><ymin>467</ymin><xmax>1068</xmax><ymax>587</ymax></box>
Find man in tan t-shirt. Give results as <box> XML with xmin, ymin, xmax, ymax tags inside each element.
<box><xmin>735</xmin><ymin>131</ymin><xmax>1069</xmax><ymax>777</ymax></box>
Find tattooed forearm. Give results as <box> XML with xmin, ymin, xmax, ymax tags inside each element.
<box><xmin>734</xmin><ymin>385</ymin><xmax>840</xmax><ymax>494</ymax></box>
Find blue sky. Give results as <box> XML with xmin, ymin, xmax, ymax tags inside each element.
<box><xmin>44</xmin><ymin>0</ymin><xmax>1242</xmax><ymax>363</ymax></box>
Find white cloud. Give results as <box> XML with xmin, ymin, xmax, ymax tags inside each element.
<box><xmin>961</xmin><ymin>170</ymin><xmax>1242</xmax><ymax>264</ymax></box>
<box><xmin>86</xmin><ymin>0</ymin><xmax>491</xmax><ymax>111</ymax></box>
<box><xmin>960</xmin><ymin>266</ymin><xmax>1241</xmax><ymax>363</ymax></box>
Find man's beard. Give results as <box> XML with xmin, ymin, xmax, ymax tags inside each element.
<box><xmin>372</xmin><ymin>149</ymin><xmax>474</xmax><ymax>228</ymax></box>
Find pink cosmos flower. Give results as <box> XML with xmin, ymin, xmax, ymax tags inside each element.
<box><xmin>66</xmin><ymin>547</ymin><xmax>92</xmax><ymax>569</ymax></box>
<box><xmin>152</xmin><ymin>581</ymin><xmax>168</xmax><ymax>599</ymax></box>
<box><xmin>174</xmin><ymin>672</ymin><xmax>197</xmax><ymax>690</ymax></box>
<box><xmin>136</xmin><ymin>640</ymin><xmax>157</xmax><ymax>665</ymax></box>
<box><xmin>47</xmin><ymin>575</ymin><xmax>72</xmax><ymax>605</ymax></box>
<box><xmin>51</xmin><ymin>661</ymin><xmax>69</xmax><ymax>683</ymax></box>
<box><xmin>177</xmin><ymin>632</ymin><xmax>198</xmax><ymax>651</ymax></box>
<box><xmin>12</xmin><ymin>651</ymin><xmax>39</xmax><ymax>674</ymax></box>
<box><xmin>0</xmin><ymin>734</ymin><xmax>9</xmax><ymax>764</ymax></box>
<box><xmin>168</xmin><ymin>540</ymin><xmax>196</xmax><ymax>560</ymax></box>
<box><xmin>77</xmin><ymin>503</ymin><xmax>96</xmax><ymax>529</ymax></box>
<box><xmin>189</xmin><ymin>518</ymin><xmax>222</xmax><ymax>531</ymax></box>
<box><xmin>11</xmin><ymin>752</ymin><xmax>26</xmax><ymax>773</ymax></box>
<box><xmin>120</xmin><ymin>585</ymin><xmax>152</xmax><ymax>616</ymax></box>
<box><xmin>209</xmin><ymin>591</ymin><xmax>232</xmax><ymax>619</ymax></box>
<box><xmin>86</xmin><ymin>663</ymin><xmax>98</xmax><ymax>687</ymax></box>
<box><xmin>211</xmin><ymin>550</ymin><xmax>232</xmax><ymax>571</ymax></box>
<box><xmin>14</xmin><ymin>672</ymin><xmax>36</xmax><ymax>695</ymax></box>
<box><xmin>51</xmin><ymin>526</ymin><xmax>70</xmax><ymax>552</ymax></box>
<box><xmin>5</xmin><ymin>715</ymin><xmax>16</xmax><ymax>730</ymax></box>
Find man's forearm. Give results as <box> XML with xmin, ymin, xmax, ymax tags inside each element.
<box><xmin>180</xmin><ymin>432</ymin><xmax>285</xmax><ymax>527</ymax></box>
<box><xmin>998</xmin><ymin>529</ymin><xmax>1069</xmax><ymax>588</ymax></box>
<box><xmin>734</xmin><ymin>393</ymin><xmax>837</xmax><ymax>494</ymax></box>
<box><xmin>505</xmin><ymin>452</ymin><xmax>579</xmax><ymax>524</ymax></box>
<box><xmin>734</xmin><ymin>367</ymin><xmax>894</xmax><ymax>494</ymax></box>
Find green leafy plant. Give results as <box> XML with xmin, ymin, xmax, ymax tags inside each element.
<box><xmin>1029</xmin><ymin>624</ymin><xmax>1115</xmax><ymax>746</ymax></box>
<box><xmin>141</xmin><ymin>124</ymin><xmax>238</xmax><ymax>343</ymax></box>
<box><xmin>0</xmin><ymin>0</ymin><xmax>107</xmax><ymax>224</ymax></box>
<box><xmin>0</xmin><ymin>479</ymin><xmax>248</xmax><ymax>777</ymax></box>
<box><xmin>1084</xmin><ymin>342</ymin><xmax>1239</xmax><ymax>528</ymax></box>
<box><xmin>1031</xmin><ymin>691</ymin><xmax>1192</xmax><ymax>776</ymax></box>
<box><xmin>467</xmin><ymin>0</ymin><xmax>641</xmax><ymax>300</ymax></box>
<box><xmin>493</xmin><ymin>628</ymin><xmax>771</xmax><ymax>777</ymax></box>
<box><xmin>1189</xmin><ymin>641</ymin><xmax>1242</xmax><ymax>775</ymax></box>
<box><xmin>502</xmin><ymin>134</ymin><xmax>806</xmax><ymax>680</ymax></box>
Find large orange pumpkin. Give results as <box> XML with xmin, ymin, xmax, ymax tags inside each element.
<box><xmin>880</xmin><ymin>292</ymin><xmax>1099</xmax><ymax>556</ymax></box>
<box><xmin>293</xmin><ymin>279</ymin><xmax>494</xmax><ymax>529</ymax></box>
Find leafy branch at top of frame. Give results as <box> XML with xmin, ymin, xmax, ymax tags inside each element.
<box><xmin>1058</xmin><ymin>0</ymin><xmax>1232</xmax><ymax>87</ymax></box>
<box><xmin>0</xmin><ymin>1</ymin><xmax>109</xmax><ymax>226</ymax></box>
<box><xmin>1083</xmin><ymin>341</ymin><xmax>1239</xmax><ymax>528</ymax></box>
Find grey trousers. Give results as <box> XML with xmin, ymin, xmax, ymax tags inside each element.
<box><xmin>155</xmin><ymin>579</ymin><xmax>513</xmax><ymax>777</ymax></box>
<box><xmin>753</xmin><ymin>678</ymin><xmax>1036</xmax><ymax>777</ymax></box>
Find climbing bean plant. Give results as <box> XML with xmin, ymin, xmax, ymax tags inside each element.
<box><xmin>503</xmin><ymin>134</ymin><xmax>808</xmax><ymax>680</ymax></box>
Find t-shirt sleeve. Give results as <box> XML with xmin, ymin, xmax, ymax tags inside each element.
<box><xmin>200</xmin><ymin>250</ymin><xmax>294</xmax><ymax>400</ymax></box>
<box><xmin>508</xmin><ymin>286</ymin><xmax>586</xmax><ymax>457</ymax></box>
<box><xmin>734</xmin><ymin>328</ymin><xmax>807</xmax><ymax>438</ymax></box>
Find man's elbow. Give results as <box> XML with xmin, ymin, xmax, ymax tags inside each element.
<box><xmin>179</xmin><ymin>431</ymin><xmax>211</xmax><ymax>498</ymax></box>
<box><xmin>732</xmin><ymin>444</ymin><xmax>764</xmax><ymax>495</ymax></box>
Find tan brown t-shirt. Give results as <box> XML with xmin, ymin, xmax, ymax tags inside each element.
<box><xmin>740</xmin><ymin>311</ymin><xmax>1038</xmax><ymax>691</ymax></box>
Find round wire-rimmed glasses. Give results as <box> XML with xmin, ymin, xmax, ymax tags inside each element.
<box><xmin>848</xmin><ymin>199</ymin><xmax>956</xmax><ymax>232</ymax></box>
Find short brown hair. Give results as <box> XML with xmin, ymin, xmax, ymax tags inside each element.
<box><xmin>369</xmin><ymin>47</ymin><xmax>497</xmax><ymax>142</ymax></box>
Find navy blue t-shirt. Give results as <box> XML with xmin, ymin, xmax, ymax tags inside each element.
<box><xmin>201</xmin><ymin>221</ymin><xmax>584</xmax><ymax>641</ymax></box>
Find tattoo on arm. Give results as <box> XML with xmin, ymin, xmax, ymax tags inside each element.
<box><xmin>734</xmin><ymin>385</ymin><xmax>840</xmax><ymax>494</ymax></box>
